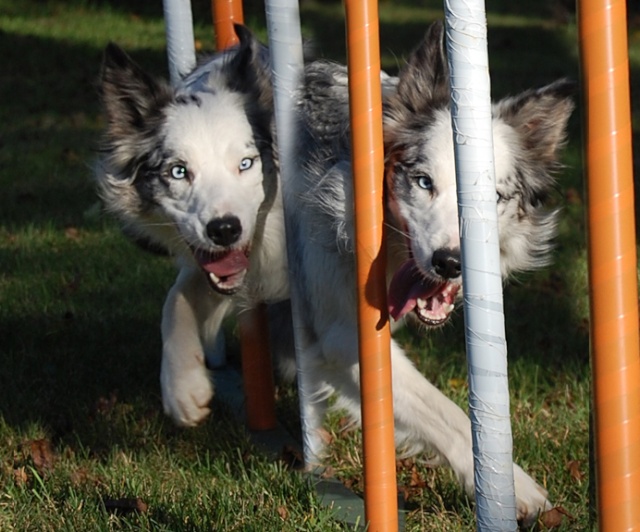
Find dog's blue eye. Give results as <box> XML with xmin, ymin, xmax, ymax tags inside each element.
<box><xmin>416</xmin><ymin>175</ymin><xmax>433</xmax><ymax>191</ymax></box>
<box><xmin>170</xmin><ymin>165</ymin><xmax>188</xmax><ymax>180</ymax></box>
<box><xmin>239</xmin><ymin>157</ymin><xmax>255</xmax><ymax>172</ymax></box>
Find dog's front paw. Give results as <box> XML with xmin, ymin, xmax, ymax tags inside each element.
<box><xmin>513</xmin><ymin>463</ymin><xmax>552</xmax><ymax>527</ymax></box>
<box><xmin>161</xmin><ymin>364</ymin><xmax>214</xmax><ymax>427</ymax></box>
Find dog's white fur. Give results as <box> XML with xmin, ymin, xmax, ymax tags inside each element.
<box><xmin>96</xmin><ymin>31</ymin><xmax>288</xmax><ymax>424</ymax></box>
<box><xmin>96</xmin><ymin>23</ymin><xmax>574</xmax><ymax>525</ymax></box>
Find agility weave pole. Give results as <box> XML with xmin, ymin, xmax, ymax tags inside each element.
<box><xmin>343</xmin><ymin>1</ymin><xmax>398</xmax><ymax>529</ymax></box>
<box><xmin>443</xmin><ymin>2</ymin><xmax>518</xmax><ymax>528</ymax></box>
<box><xmin>162</xmin><ymin>0</ymin><xmax>225</xmax><ymax>372</ymax></box>
<box><xmin>578</xmin><ymin>0</ymin><xmax>640</xmax><ymax>529</ymax></box>
<box><xmin>163</xmin><ymin>0</ymin><xmax>197</xmax><ymax>86</ymax></box>
<box><xmin>210</xmin><ymin>0</ymin><xmax>278</xmax><ymax>433</ymax></box>
<box><xmin>212</xmin><ymin>0</ymin><xmax>242</xmax><ymax>48</ymax></box>
<box><xmin>266</xmin><ymin>0</ymin><xmax>399</xmax><ymax>525</ymax></box>
<box><xmin>263</xmin><ymin>0</ymin><xmax>328</xmax><ymax>465</ymax></box>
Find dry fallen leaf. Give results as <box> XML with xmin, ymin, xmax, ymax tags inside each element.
<box><xmin>539</xmin><ymin>506</ymin><xmax>574</xmax><ymax>529</ymax></box>
<box><xmin>64</xmin><ymin>226</ymin><xmax>80</xmax><ymax>240</ymax></box>
<box><xmin>566</xmin><ymin>459</ymin><xmax>584</xmax><ymax>482</ymax></box>
<box><xmin>320</xmin><ymin>465</ymin><xmax>336</xmax><ymax>479</ymax></box>
<box><xmin>29</xmin><ymin>438</ymin><xmax>55</xmax><ymax>473</ymax></box>
<box><xmin>409</xmin><ymin>465</ymin><xmax>427</xmax><ymax>488</ymax></box>
<box><xmin>317</xmin><ymin>427</ymin><xmax>334</xmax><ymax>445</ymax></box>
<box><xmin>13</xmin><ymin>467</ymin><xmax>28</xmax><ymax>486</ymax></box>
<box><xmin>277</xmin><ymin>505</ymin><xmax>289</xmax><ymax>520</ymax></box>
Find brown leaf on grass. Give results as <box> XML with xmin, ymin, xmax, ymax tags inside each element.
<box><xmin>396</xmin><ymin>458</ymin><xmax>415</xmax><ymax>472</ymax></box>
<box><xmin>13</xmin><ymin>467</ymin><xmax>28</xmax><ymax>486</ymax></box>
<box><xmin>64</xmin><ymin>226</ymin><xmax>80</xmax><ymax>240</ymax></box>
<box><xmin>277</xmin><ymin>505</ymin><xmax>289</xmax><ymax>520</ymax></box>
<box><xmin>318</xmin><ymin>427</ymin><xmax>333</xmax><ymax>445</ymax></box>
<box><xmin>29</xmin><ymin>438</ymin><xmax>55</xmax><ymax>473</ymax></box>
<box><xmin>342</xmin><ymin>476</ymin><xmax>356</xmax><ymax>490</ymax></box>
<box><xmin>103</xmin><ymin>497</ymin><xmax>148</xmax><ymax>515</ymax></box>
<box><xmin>566</xmin><ymin>459</ymin><xmax>583</xmax><ymax>482</ymax></box>
<box><xmin>70</xmin><ymin>467</ymin><xmax>102</xmax><ymax>488</ymax></box>
<box><xmin>319</xmin><ymin>465</ymin><xmax>335</xmax><ymax>479</ymax></box>
<box><xmin>409</xmin><ymin>465</ymin><xmax>427</xmax><ymax>488</ymax></box>
<box><xmin>539</xmin><ymin>506</ymin><xmax>574</xmax><ymax>528</ymax></box>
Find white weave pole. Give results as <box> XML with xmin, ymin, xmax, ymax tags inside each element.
<box><xmin>265</xmin><ymin>0</ymin><xmax>325</xmax><ymax>466</ymax></box>
<box><xmin>162</xmin><ymin>0</ymin><xmax>197</xmax><ymax>86</ymax></box>
<box><xmin>163</xmin><ymin>0</ymin><xmax>227</xmax><ymax>368</ymax></box>
<box><xmin>444</xmin><ymin>2</ymin><xmax>518</xmax><ymax>529</ymax></box>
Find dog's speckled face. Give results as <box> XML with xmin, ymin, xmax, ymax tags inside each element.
<box><xmin>383</xmin><ymin>22</ymin><xmax>574</xmax><ymax>326</ymax></box>
<box><xmin>96</xmin><ymin>26</ymin><xmax>276</xmax><ymax>295</ymax></box>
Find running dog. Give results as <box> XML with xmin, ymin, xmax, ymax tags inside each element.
<box><xmin>285</xmin><ymin>22</ymin><xmax>573</xmax><ymax>524</ymax></box>
<box><xmin>96</xmin><ymin>26</ymin><xmax>288</xmax><ymax>426</ymax></box>
<box><xmin>96</xmin><ymin>23</ymin><xmax>574</xmax><ymax>525</ymax></box>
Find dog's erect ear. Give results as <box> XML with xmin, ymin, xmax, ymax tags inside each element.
<box><xmin>223</xmin><ymin>24</ymin><xmax>260</xmax><ymax>92</ymax></box>
<box><xmin>394</xmin><ymin>21</ymin><xmax>450</xmax><ymax>113</ymax></box>
<box><xmin>494</xmin><ymin>79</ymin><xmax>576</xmax><ymax>164</ymax></box>
<box><xmin>99</xmin><ymin>43</ymin><xmax>172</xmax><ymax>138</ymax></box>
<box><xmin>220</xmin><ymin>24</ymin><xmax>272</xmax><ymax>110</ymax></box>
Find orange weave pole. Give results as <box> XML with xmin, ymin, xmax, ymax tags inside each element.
<box><xmin>212</xmin><ymin>0</ymin><xmax>276</xmax><ymax>432</ymax></box>
<box><xmin>579</xmin><ymin>0</ymin><xmax>640</xmax><ymax>529</ymax></box>
<box><xmin>344</xmin><ymin>1</ymin><xmax>398</xmax><ymax>529</ymax></box>
<box><xmin>238</xmin><ymin>304</ymin><xmax>277</xmax><ymax>431</ymax></box>
<box><xmin>212</xmin><ymin>0</ymin><xmax>244</xmax><ymax>49</ymax></box>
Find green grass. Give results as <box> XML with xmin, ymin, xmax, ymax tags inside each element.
<box><xmin>0</xmin><ymin>0</ymin><xmax>622</xmax><ymax>529</ymax></box>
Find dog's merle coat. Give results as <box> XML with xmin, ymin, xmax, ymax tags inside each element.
<box><xmin>285</xmin><ymin>22</ymin><xmax>573</xmax><ymax>524</ymax></box>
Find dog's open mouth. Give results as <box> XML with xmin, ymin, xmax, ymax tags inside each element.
<box><xmin>388</xmin><ymin>259</ymin><xmax>460</xmax><ymax>326</ymax></box>
<box><xmin>192</xmin><ymin>247</ymin><xmax>249</xmax><ymax>295</ymax></box>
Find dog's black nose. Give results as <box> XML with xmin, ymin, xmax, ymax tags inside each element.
<box><xmin>206</xmin><ymin>215</ymin><xmax>242</xmax><ymax>246</ymax></box>
<box><xmin>432</xmin><ymin>248</ymin><xmax>461</xmax><ymax>279</ymax></box>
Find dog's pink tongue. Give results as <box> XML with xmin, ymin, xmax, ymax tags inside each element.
<box><xmin>194</xmin><ymin>249</ymin><xmax>249</xmax><ymax>277</ymax></box>
<box><xmin>388</xmin><ymin>259</ymin><xmax>442</xmax><ymax>321</ymax></box>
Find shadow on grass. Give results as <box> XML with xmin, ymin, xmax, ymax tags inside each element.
<box><xmin>0</xmin><ymin>31</ymin><xmax>168</xmax><ymax>229</ymax></box>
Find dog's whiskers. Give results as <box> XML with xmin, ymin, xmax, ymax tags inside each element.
<box><xmin>384</xmin><ymin>222</ymin><xmax>410</xmax><ymax>240</ymax></box>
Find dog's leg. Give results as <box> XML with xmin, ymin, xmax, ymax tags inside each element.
<box><xmin>387</xmin><ymin>343</ymin><xmax>551</xmax><ymax>523</ymax></box>
<box><xmin>161</xmin><ymin>266</ymin><xmax>233</xmax><ymax>426</ymax></box>
<box><xmin>320</xmin><ymin>328</ymin><xmax>550</xmax><ymax>524</ymax></box>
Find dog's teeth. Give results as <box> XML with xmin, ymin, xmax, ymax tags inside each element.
<box><xmin>417</xmin><ymin>298</ymin><xmax>426</xmax><ymax>309</ymax></box>
<box><xmin>445</xmin><ymin>303</ymin><xmax>455</xmax><ymax>313</ymax></box>
<box><xmin>209</xmin><ymin>272</ymin><xmax>220</xmax><ymax>285</ymax></box>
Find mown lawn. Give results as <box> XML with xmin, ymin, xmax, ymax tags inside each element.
<box><xmin>1</xmin><ymin>0</ymin><xmax>627</xmax><ymax>529</ymax></box>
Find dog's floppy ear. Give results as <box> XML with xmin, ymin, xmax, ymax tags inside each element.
<box><xmin>494</xmin><ymin>79</ymin><xmax>576</xmax><ymax>165</ymax></box>
<box><xmin>99</xmin><ymin>43</ymin><xmax>172</xmax><ymax>139</ymax></box>
<box><xmin>393</xmin><ymin>21</ymin><xmax>450</xmax><ymax>113</ymax></box>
